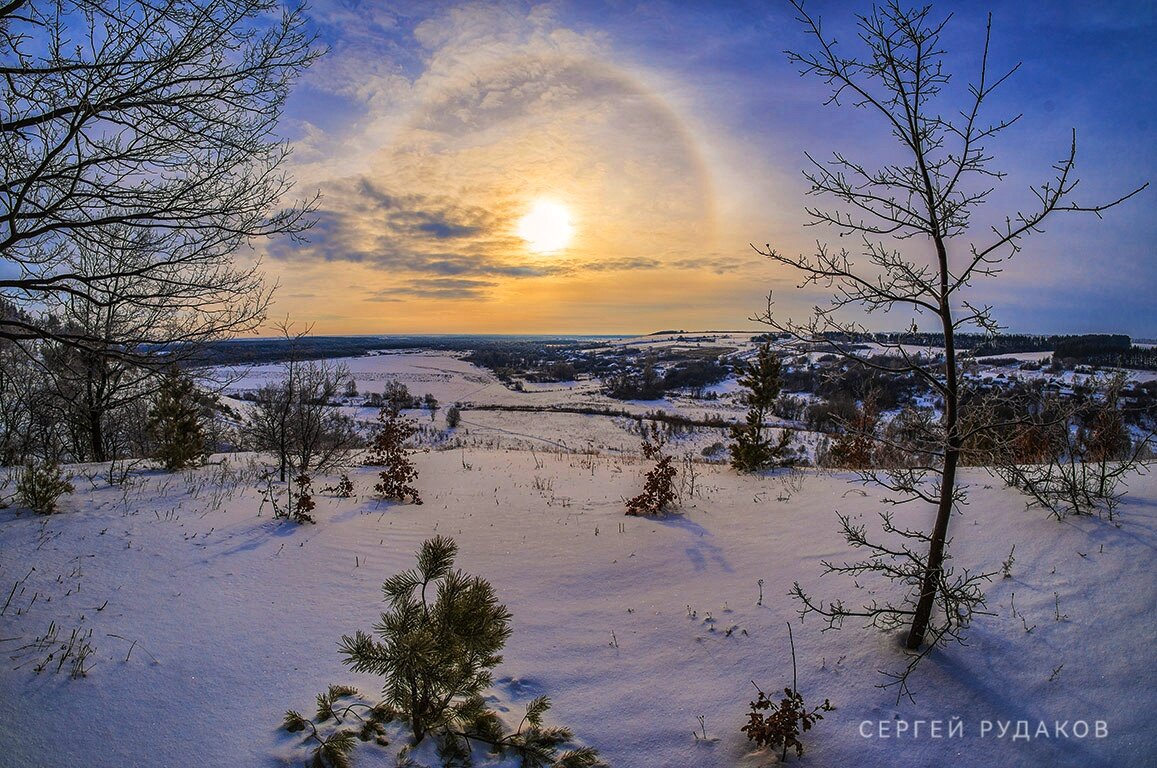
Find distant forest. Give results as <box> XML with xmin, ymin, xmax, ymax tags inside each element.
<box><xmin>969</xmin><ymin>333</ymin><xmax>1157</xmax><ymax>370</ymax></box>
<box><xmin>190</xmin><ymin>335</ymin><xmax>598</xmax><ymax>367</ymax></box>
<box><xmin>752</xmin><ymin>331</ymin><xmax>1156</xmax><ymax>371</ymax></box>
<box><xmin>869</xmin><ymin>332</ymin><xmax>1156</xmax><ymax>371</ymax></box>
<box><xmin>192</xmin><ymin>331</ymin><xmax>1157</xmax><ymax>371</ymax></box>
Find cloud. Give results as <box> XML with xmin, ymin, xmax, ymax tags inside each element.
<box><xmin>274</xmin><ymin>0</ymin><xmax>723</xmax><ymax>306</ymax></box>
<box><xmin>261</xmin><ymin>0</ymin><xmax>1157</xmax><ymax>335</ymax></box>
<box><xmin>269</xmin><ymin>176</ymin><xmax>557</xmax><ymax>288</ymax></box>
<box><xmin>353</xmin><ymin>179</ymin><xmax>486</xmax><ymax>242</ymax></box>
<box><xmin>365</xmin><ymin>277</ymin><xmax>499</xmax><ymax>301</ymax></box>
<box><xmin>268</xmin><ymin>196</ymin><xmax>556</xmax><ymax>312</ymax></box>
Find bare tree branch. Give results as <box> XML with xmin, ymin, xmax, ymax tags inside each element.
<box><xmin>1</xmin><ymin>0</ymin><xmax>321</xmax><ymax>356</ymax></box>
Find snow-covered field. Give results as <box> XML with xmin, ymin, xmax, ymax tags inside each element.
<box><xmin>2</xmin><ymin>346</ymin><xmax>1155</xmax><ymax>767</ymax></box>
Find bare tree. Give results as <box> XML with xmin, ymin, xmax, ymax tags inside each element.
<box><xmin>36</xmin><ymin>234</ymin><xmax>178</xmax><ymax>461</ymax></box>
<box><xmin>760</xmin><ymin>0</ymin><xmax>1145</xmax><ymax>672</ymax></box>
<box><xmin>243</xmin><ymin>323</ymin><xmax>358</xmax><ymax>482</ymax></box>
<box><xmin>0</xmin><ymin>0</ymin><xmax>320</xmax><ymax>356</ymax></box>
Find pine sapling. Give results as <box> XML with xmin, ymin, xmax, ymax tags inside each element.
<box><xmin>730</xmin><ymin>342</ymin><xmax>793</xmax><ymax>472</ymax></box>
<box><xmin>16</xmin><ymin>461</ymin><xmax>74</xmax><ymax>515</ymax></box>
<box><xmin>148</xmin><ymin>366</ymin><xmax>208</xmax><ymax>470</ymax></box>
<box><xmin>339</xmin><ymin>536</ymin><xmax>510</xmax><ymax>743</ymax></box>
<box><xmin>287</xmin><ymin>537</ymin><xmax>610</xmax><ymax>766</ymax></box>
<box><xmin>283</xmin><ymin>685</ymin><xmax>393</xmax><ymax>768</ymax></box>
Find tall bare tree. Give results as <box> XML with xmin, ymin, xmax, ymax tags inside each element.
<box><xmin>760</xmin><ymin>0</ymin><xmax>1145</xmax><ymax>666</ymax></box>
<box><xmin>0</xmin><ymin>0</ymin><xmax>320</xmax><ymax>357</ymax></box>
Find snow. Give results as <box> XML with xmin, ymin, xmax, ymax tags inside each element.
<box><xmin>1</xmin><ymin>350</ymin><xmax>1155</xmax><ymax>768</ymax></box>
<box><xmin>216</xmin><ymin>350</ymin><xmax>500</xmax><ymax>405</ymax></box>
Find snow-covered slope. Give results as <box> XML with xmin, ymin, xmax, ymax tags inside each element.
<box><xmin>1</xmin><ymin>443</ymin><xmax>1154</xmax><ymax>767</ymax></box>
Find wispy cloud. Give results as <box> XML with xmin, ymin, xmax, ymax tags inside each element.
<box><xmin>264</xmin><ymin>1</ymin><xmax>1157</xmax><ymax>334</ymax></box>
<box><xmin>365</xmin><ymin>277</ymin><xmax>500</xmax><ymax>301</ymax></box>
<box><xmin>269</xmin><ymin>177</ymin><xmax>553</xmax><ymax>291</ymax></box>
<box><xmin>273</xmin><ymin>0</ymin><xmax>722</xmax><ymax>308</ymax></box>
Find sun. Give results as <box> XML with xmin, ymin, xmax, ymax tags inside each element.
<box><xmin>517</xmin><ymin>199</ymin><xmax>573</xmax><ymax>253</ymax></box>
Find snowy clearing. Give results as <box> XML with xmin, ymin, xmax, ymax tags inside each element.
<box><xmin>1</xmin><ymin>443</ymin><xmax>1154</xmax><ymax>767</ymax></box>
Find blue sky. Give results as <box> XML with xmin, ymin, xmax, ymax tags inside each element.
<box><xmin>265</xmin><ymin>0</ymin><xmax>1156</xmax><ymax>336</ymax></box>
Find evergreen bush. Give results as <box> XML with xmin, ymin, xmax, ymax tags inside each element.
<box><xmin>340</xmin><ymin>536</ymin><xmax>510</xmax><ymax>742</ymax></box>
<box><xmin>730</xmin><ymin>343</ymin><xmax>793</xmax><ymax>472</ymax></box>
<box><xmin>16</xmin><ymin>460</ymin><xmax>74</xmax><ymax>515</ymax></box>
<box><xmin>286</xmin><ymin>537</ymin><xmax>606</xmax><ymax>766</ymax></box>
<box><xmin>148</xmin><ymin>366</ymin><xmax>207</xmax><ymax>470</ymax></box>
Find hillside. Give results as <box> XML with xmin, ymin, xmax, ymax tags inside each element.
<box><xmin>1</xmin><ymin>442</ymin><xmax>1154</xmax><ymax>767</ymax></box>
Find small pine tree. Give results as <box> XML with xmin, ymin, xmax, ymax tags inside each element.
<box><xmin>148</xmin><ymin>366</ymin><xmax>208</xmax><ymax>470</ymax></box>
<box><xmin>16</xmin><ymin>460</ymin><xmax>74</xmax><ymax>515</ymax></box>
<box><xmin>283</xmin><ymin>684</ymin><xmax>387</xmax><ymax>768</ymax></box>
<box><xmin>285</xmin><ymin>540</ymin><xmax>607</xmax><ymax>766</ymax></box>
<box><xmin>730</xmin><ymin>343</ymin><xmax>792</xmax><ymax>472</ymax></box>
<box><xmin>339</xmin><ymin>536</ymin><xmax>512</xmax><ymax>744</ymax></box>
<box><xmin>445</xmin><ymin>404</ymin><xmax>462</xmax><ymax>429</ymax></box>
<box><xmin>365</xmin><ymin>405</ymin><xmax>422</xmax><ymax>505</ymax></box>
